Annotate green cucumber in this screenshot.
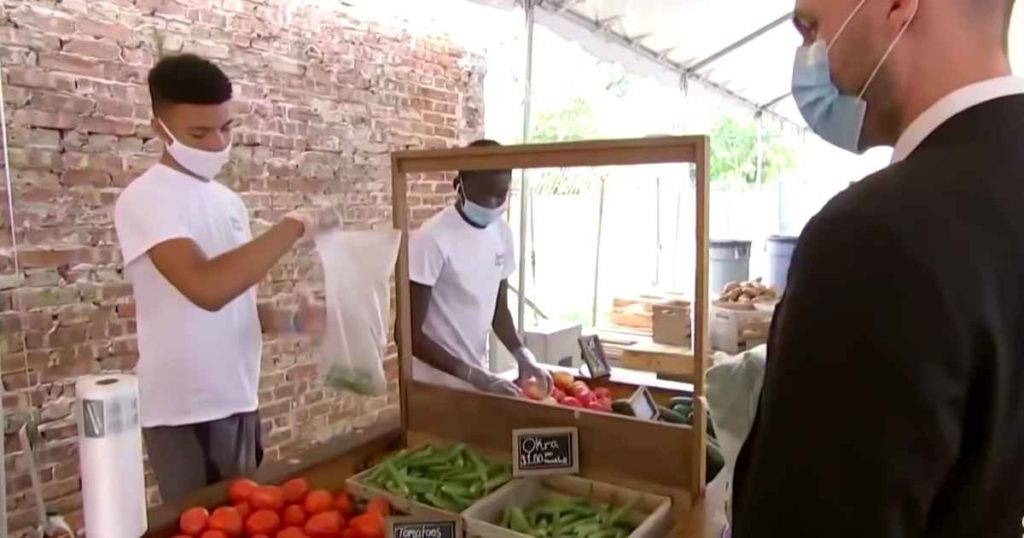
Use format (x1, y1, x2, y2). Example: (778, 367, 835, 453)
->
(668, 396, 693, 408)
(610, 399, 635, 416)
(657, 405, 687, 424)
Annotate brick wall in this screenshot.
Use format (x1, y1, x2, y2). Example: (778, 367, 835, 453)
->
(0, 0, 482, 534)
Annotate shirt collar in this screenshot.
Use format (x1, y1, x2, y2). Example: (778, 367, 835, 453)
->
(891, 76, 1024, 163)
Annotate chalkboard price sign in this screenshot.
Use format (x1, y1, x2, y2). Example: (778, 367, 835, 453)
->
(578, 335, 611, 380)
(387, 517, 461, 538)
(512, 427, 580, 477)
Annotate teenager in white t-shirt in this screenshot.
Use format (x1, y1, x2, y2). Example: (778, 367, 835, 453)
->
(408, 140, 552, 396)
(113, 54, 336, 503)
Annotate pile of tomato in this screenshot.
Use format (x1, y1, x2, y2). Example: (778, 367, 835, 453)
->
(173, 477, 387, 538)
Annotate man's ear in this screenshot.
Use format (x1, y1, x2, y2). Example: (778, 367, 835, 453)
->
(888, 0, 918, 36)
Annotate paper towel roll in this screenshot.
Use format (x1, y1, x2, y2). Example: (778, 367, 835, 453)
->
(76, 374, 147, 538)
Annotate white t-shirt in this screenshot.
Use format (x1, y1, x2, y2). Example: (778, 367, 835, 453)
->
(408, 206, 516, 389)
(114, 164, 261, 427)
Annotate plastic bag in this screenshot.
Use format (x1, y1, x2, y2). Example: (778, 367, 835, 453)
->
(314, 229, 401, 395)
(705, 344, 767, 523)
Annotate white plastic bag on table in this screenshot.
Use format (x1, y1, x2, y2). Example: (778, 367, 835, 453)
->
(314, 229, 401, 395)
(705, 344, 767, 524)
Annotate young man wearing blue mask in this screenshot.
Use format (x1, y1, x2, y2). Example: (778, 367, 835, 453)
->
(114, 54, 336, 502)
(733, 0, 1024, 536)
(408, 140, 552, 397)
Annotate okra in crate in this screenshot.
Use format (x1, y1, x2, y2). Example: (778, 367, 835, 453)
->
(347, 443, 513, 520)
(463, 475, 672, 538)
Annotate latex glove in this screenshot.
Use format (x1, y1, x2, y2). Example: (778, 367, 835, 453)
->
(284, 206, 340, 242)
(514, 347, 553, 395)
(466, 367, 522, 397)
(295, 293, 327, 344)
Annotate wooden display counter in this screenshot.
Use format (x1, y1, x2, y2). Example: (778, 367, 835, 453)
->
(146, 137, 714, 538)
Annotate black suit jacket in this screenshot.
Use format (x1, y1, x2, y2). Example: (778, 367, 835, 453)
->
(733, 94, 1024, 538)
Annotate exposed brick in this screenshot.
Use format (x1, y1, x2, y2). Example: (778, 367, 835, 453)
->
(38, 53, 105, 79)
(0, 27, 61, 50)
(17, 247, 81, 268)
(9, 7, 76, 35)
(5, 67, 76, 92)
(80, 117, 136, 136)
(8, 148, 62, 170)
(0, 3, 483, 535)
(63, 169, 112, 187)
(75, 19, 133, 42)
(62, 39, 122, 61)
(31, 91, 96, 115)
(12, 109, 78, 130)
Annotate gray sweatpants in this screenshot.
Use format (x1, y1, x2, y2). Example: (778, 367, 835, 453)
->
(142, 411, 263, 504)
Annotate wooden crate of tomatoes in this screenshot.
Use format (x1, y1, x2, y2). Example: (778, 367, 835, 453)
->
(173, 477, 389, 538)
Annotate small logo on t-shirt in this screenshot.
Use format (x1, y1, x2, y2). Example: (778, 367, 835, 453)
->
(495, 253, 504, 267)
(229, 214, 244, 232)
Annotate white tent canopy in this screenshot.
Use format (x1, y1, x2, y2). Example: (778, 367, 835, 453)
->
(472, 0, 803, 126)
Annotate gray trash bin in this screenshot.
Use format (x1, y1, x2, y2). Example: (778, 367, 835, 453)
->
(710, 239, 751, 294)
(766, 235, 799, 293)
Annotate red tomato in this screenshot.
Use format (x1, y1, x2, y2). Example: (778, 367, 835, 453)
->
(208, 506, 243, 537)
(179, 507, 209, 536)
(250, 486, 286, 511)
(251, 535, 270, 538)
(571, 384, 593, 402)
(348, 513, 384, 538)
(366, 497, 390, 517)
(552, 371, 575, 392)
(598, 396, 613, 411)
(276, 528, 308, 538)
(593, 387, 611, 399)
(282, 505, 307, 527)
(551, 387, 567, 402)
(302, 490, 334, 515)
(304, 511, 343, 537)
(333, 492, 353, 516)
(200, 531, 228, 538)
(246, 509, 282, 535)
(227, 479, 258, 504)
(282, 478, 310, 504)
(560, 396, 582, 408)
(233, 502, 252, 521)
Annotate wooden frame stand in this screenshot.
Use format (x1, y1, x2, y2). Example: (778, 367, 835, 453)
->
(390, 137, 711, 513)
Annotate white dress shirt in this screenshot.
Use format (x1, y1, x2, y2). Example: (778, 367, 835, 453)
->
(892, 76, 1024, 163)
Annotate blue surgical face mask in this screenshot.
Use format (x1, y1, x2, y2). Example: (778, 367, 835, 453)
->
(458, 183, 505, 227)
(792, 0, 917, 153)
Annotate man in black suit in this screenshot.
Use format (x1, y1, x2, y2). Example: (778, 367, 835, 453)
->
(733, 0, 1024, 536)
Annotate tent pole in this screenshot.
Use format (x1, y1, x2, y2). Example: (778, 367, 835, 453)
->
(517, 0, 536, 334)
(756, 113, 764, 189)
(591, 176, 606, 327)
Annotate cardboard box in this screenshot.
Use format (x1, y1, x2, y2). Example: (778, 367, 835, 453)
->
(463, 475, 672, 538)
(709, 305, 772, 354)
(525, 322, 583, 367)
(651, 304, 692, 347)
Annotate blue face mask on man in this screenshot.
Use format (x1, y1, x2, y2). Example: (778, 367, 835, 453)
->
(457, 182, 505, 228)
(792, 0, 918, 153)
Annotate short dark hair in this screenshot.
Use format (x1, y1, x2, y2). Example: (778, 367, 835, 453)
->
(459, 139, 506, 180)
(148, 54, 232, 112)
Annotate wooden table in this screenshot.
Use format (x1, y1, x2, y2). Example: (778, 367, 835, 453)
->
(145, 418, 727, 537)
(621, 341, 696, 381)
